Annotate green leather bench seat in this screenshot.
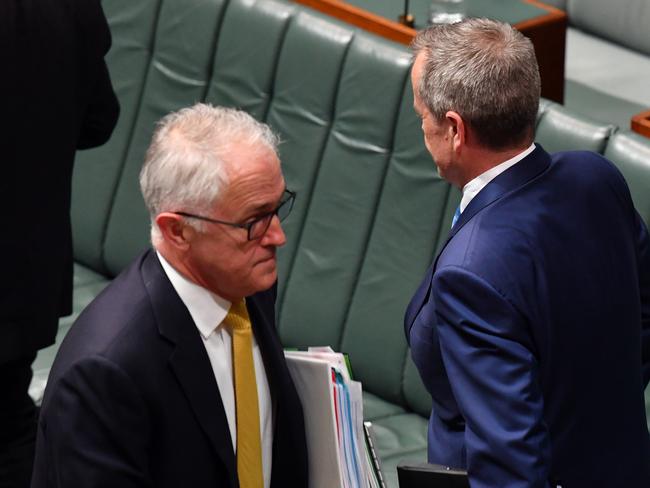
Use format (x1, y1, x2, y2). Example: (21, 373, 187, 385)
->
(30, 1, 650, 486)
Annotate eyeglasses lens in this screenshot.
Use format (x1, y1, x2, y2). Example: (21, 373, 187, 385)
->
(249, 192, 295, 240)
(277, 194, 294, 222)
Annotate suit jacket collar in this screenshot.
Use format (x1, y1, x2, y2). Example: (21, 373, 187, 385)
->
(405, 144, 551, 339)
(140, 250, 238, 487)
(139, 251, 302, 488)
(448, 144, 551, 240)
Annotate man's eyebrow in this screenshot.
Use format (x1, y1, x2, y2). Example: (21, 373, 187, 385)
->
(240, 202, 273, 219)
(243, 190, 286, 216)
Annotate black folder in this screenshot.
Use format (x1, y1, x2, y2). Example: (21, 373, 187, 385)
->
(397, 462, 469, 488)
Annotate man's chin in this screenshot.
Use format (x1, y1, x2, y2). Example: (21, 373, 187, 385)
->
(253, 267, 278, 291)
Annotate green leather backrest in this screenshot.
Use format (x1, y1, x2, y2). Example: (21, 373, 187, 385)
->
(535, 101, 615, 154)
(73, 0, 443, 411)
(70, 0, 650, 418)
(604, 131, 650, 226)
(569, 0, 650, 57)
(264, 10, 355, 308)
(103, 0, 230, 276)
(277, 33, 415, 348)
(71, 0, 162, 273)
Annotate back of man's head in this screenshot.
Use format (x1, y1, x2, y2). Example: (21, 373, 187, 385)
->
(412, 18, 540, 151)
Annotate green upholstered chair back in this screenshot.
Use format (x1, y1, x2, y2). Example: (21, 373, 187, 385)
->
(604, 131, 650, 226)
(568, 0, 650, 57)
(69, 0, 650, 420)
(535, 102, 650, 228)
(70, 0, 443, 414)
(71, 0, 163, 273)
(535, 101, 615, 154)
(102, 0, 232, 276)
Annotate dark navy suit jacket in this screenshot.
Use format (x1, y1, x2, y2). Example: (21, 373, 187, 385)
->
(405, 145, 650, 487)
(32, 250, 308, 488)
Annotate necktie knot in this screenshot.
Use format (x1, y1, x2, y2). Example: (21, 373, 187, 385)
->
(225, 299, 251, 331)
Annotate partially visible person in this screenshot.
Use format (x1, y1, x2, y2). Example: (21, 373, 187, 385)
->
(405, 18, 650, 487)
(0, 0, 119, 486)
(31, 104, 309, 488)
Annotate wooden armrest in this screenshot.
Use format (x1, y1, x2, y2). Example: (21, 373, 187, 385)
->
(631, 110, 650, 138)
(292, 0, 566, 102)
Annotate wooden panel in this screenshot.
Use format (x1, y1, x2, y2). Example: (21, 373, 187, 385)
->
(292, 0, 567, 103)
(293, 0, 415, 44)
(520, 1, 567, 103)
(632, 109, 650, 139)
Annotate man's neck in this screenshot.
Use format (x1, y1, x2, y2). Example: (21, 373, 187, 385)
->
(155, 244, 204, 290)
(456, 143, 532, 189)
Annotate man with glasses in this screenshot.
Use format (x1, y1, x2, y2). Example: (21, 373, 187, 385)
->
(32, 104, 308, 488)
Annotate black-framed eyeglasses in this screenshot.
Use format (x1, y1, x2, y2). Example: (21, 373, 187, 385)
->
(172, 189, 296, 241)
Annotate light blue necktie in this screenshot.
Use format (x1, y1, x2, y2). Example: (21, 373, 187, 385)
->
(451, 205, 461, 228)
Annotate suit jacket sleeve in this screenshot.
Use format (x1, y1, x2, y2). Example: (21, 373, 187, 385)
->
(636, 212, 650, 386)
(432, 265, 551, 488)
(34, 356, 152, 488)
(75, 0, 119, 149)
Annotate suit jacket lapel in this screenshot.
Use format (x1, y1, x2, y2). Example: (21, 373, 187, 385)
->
(447, 144, 551, 241)
(140, 250, 238, 488)
(247, 286, 309, 487)
(405, 145, 552, 335)
(246, 289, 288, 480)
(246, 290, 280, 409)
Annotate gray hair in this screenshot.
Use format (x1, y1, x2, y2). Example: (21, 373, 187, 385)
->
(411, 18, 540, 150)
(139, 103, 279, 244)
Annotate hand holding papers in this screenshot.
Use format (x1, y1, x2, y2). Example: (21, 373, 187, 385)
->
(285, 348, 385, 488)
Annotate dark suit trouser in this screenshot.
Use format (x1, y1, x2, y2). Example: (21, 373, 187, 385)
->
(0, 352, 37, 488)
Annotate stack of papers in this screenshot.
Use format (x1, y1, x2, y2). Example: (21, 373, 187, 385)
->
(285, 347, 385, 488)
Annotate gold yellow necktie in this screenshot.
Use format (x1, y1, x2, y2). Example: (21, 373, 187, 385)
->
(224, 299, 263, 488)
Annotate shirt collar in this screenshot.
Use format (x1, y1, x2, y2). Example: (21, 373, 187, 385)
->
(460, 143, 536, 212)
(156, 251, 231, 339)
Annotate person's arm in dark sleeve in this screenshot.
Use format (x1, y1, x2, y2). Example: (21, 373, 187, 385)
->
(432, 265, 551, 488)
(33, 356, 152, 487)
(77, 60, 119, 149)
(75, 0, 119, 149)
(635, 212, 650, 386)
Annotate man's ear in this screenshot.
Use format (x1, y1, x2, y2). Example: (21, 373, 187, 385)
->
(155, 212, 193, 251)
(445, 111, 465, 153)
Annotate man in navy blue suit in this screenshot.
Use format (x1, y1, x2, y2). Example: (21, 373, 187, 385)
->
(32, 105, 308, 488)
(405, 18, 650, 487)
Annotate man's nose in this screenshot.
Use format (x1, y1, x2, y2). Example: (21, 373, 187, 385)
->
(262, 214, 286, 247)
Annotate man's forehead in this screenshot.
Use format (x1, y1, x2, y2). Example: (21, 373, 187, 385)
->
(219, 154, 283, 207)
(411, 66, 425, 114)
(223, 142, 278, 171)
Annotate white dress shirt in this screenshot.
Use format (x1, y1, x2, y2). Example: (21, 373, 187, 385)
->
(157, 252, 273, 488)
(460, 143, 536, 213)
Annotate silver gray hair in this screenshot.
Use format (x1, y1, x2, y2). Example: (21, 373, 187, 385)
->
(411, 18, 540, 150)
(139, 103, 279, 244)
